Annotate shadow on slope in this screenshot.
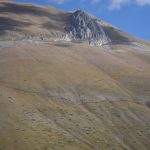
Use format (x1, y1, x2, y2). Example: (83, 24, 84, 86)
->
(102, 26, 131, 44)
(0, 2, 69, 22)
(0, 16, 31, 35)
(54, 43, 71, 47)
(43, 22, 65, 32)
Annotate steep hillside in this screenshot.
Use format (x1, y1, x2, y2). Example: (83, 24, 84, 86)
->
(0, 2, 150, 150)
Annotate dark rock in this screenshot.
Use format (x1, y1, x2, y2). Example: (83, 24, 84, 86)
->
(65, 10, 110, 46)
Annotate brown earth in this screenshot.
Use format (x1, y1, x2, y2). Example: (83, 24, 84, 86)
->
(0, 2, 150, 150)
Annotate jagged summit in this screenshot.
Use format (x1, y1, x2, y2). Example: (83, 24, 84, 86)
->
(65, 9, 110, 46)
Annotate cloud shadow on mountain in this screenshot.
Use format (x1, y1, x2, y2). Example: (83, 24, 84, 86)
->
(0, 16, 31, 35)
(102, 26, 131, 44)
(0, 3, 68, 22)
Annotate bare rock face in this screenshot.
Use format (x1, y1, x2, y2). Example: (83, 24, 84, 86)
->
(65, 10, 110, 46)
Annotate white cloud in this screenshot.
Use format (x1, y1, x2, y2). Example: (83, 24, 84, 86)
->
(48, 0, 70, 4)
(91, 0, 100, 4)
(108, 0, 130, 10)
(109, 0, 150, 10)
(136, 0, 150, 6)
(1, 0, 150, 10)
(48, 0, 102, 5)
(47, 0, 150, 8)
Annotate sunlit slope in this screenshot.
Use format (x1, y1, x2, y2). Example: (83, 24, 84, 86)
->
(0, 41, 150, 150)
(0, 2, 150, 150)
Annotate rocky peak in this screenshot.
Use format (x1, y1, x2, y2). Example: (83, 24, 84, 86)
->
(65, 10, 110, 46)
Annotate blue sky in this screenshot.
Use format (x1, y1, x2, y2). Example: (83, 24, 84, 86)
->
(15, 0, 150, 40)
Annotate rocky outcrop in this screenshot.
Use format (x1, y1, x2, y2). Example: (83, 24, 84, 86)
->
(65, 10, 110, 46)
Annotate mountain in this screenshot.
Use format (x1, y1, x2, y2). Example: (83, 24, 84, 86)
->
(65, 9, 110, 46)
(0, 2, 150, 150)
(0, 2, 149, 46)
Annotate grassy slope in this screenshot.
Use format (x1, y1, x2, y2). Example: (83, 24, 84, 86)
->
(0, 41, 150, 150)
(0, 2, 69, 41)
(0, 2, 150, 150)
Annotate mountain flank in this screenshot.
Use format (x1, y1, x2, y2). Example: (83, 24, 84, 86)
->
(0, 2, 150, 150)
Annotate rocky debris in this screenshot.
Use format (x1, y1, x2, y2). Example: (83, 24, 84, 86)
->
(65, 10, 110, 46)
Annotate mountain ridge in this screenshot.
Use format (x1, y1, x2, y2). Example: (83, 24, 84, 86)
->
(0, 2, 149, 48)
